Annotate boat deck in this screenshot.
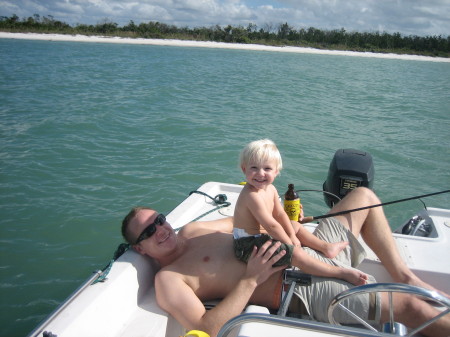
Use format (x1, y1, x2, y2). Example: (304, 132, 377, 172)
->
(28, 182, 450, 337)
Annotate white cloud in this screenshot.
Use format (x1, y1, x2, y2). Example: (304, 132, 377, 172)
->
(1, 0, 449, 36)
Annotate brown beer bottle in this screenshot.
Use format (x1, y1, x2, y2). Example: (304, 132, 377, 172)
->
(284, 184, 300, 221)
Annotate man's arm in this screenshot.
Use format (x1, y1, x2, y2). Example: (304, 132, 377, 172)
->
(155, 241, 286, 337)
(180, 216, 234, 238)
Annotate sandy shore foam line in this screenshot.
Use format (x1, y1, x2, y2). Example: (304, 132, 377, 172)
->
(1, 32, 449, 62)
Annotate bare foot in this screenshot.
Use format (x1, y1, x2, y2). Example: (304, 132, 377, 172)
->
(342, 268, 369, 286)
(323, 241, 349, 259)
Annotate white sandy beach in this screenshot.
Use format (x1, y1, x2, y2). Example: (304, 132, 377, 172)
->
(1, 31, 449, 63)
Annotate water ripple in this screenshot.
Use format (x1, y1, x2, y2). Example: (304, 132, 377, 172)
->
(1, 39, 449, 337)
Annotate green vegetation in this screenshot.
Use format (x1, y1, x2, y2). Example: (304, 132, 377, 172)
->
(1, 14, 449, 57)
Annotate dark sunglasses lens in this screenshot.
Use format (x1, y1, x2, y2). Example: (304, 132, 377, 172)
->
(147, 225, 157, 236)
(136, 214, 165, 244)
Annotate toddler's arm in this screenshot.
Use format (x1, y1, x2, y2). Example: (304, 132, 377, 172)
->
(246, 191, 294, 244)
(272, 191, 300, 246)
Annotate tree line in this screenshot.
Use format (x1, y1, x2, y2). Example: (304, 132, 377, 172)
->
(1, 14, 449, 57)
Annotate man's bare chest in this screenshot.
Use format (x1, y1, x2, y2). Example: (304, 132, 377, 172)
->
(176, 241, 245, 297)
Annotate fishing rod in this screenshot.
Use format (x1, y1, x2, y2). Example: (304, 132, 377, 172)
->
(300, 189, 450, 224)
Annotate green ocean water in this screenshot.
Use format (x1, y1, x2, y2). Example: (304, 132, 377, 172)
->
(0, 38, 449, 336)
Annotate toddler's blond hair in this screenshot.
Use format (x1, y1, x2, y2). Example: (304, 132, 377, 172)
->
(239, 139, 283, 172)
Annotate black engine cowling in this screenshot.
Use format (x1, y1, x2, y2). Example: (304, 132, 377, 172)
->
(323, 149, 374, 208)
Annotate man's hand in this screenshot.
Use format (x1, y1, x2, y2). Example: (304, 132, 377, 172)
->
(244, 240, 287, 286)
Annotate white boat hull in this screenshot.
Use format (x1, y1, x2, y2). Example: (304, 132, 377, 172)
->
(28, 182, 450, 337)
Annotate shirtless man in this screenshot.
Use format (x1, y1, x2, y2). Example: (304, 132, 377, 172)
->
(122, 187, 450, 337)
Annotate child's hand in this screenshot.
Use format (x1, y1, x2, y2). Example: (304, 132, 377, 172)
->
(291, 236, 301, 247)
(298, 205, 304, 222)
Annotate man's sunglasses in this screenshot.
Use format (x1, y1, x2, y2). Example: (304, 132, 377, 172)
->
(135, 213, 166, 244)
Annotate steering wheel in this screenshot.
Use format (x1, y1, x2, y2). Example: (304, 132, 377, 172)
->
(327, 283, 450, 336)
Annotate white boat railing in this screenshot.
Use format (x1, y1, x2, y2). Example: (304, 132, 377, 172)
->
(328, 282, 450, 336)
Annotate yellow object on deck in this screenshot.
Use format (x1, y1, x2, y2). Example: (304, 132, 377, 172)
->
(184, 330, 210, 337)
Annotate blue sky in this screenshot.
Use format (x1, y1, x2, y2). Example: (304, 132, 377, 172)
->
(2, 0, 449, 37)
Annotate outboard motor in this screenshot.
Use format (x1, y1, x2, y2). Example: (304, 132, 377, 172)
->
(323, 149, 374, 208)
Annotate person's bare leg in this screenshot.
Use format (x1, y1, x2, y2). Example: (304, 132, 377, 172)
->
(293, 221, 349, 258)
(291, 246, 368, 286)
(379, 292, 450, 337)
(332, 187, 446, 295)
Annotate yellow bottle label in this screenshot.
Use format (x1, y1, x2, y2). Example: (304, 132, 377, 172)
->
(284, 199, 300, 221)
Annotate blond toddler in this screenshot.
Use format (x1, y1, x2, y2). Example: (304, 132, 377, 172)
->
(233, 139, 368, 286)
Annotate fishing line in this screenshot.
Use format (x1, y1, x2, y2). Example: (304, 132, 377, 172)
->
(301, 189, 450, 223)
(296, 189, 342, 203)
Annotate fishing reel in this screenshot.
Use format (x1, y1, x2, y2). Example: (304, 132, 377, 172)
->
(400, 215, 433, 237)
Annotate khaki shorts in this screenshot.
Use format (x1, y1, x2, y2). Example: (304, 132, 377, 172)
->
(292, 217, 381, 325)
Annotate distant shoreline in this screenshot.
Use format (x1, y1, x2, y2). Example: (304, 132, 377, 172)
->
(2, 32, 449, 63)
